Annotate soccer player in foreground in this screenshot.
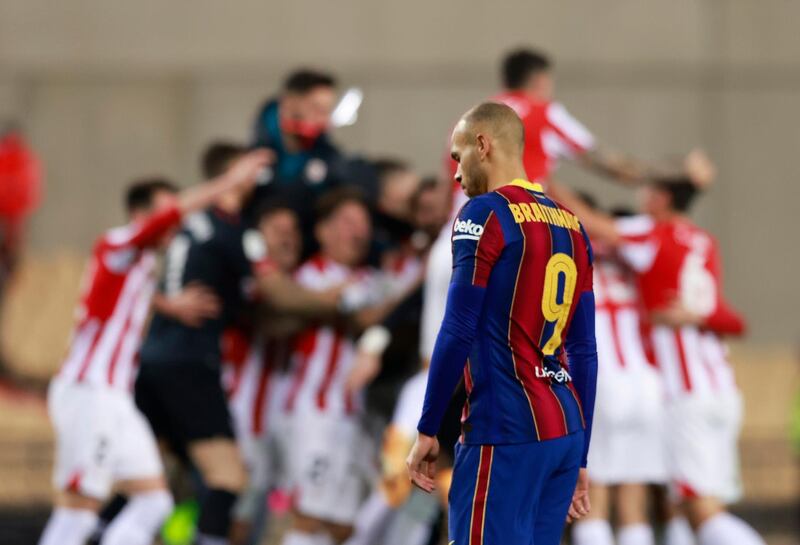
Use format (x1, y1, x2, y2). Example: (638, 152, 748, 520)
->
(406, 102, 598, 545)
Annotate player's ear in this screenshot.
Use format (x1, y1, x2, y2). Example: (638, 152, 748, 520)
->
(476, 133, 490, 161)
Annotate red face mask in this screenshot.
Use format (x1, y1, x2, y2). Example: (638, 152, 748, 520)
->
(280, 116, 327, 148)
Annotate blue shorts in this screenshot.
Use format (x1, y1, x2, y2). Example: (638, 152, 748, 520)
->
(448, 430, 583, 545)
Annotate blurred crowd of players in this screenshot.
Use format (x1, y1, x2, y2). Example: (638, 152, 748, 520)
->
(31, 47, 763, 545)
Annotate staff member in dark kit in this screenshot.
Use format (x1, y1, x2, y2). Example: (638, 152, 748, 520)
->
(251, 69, 375, 256)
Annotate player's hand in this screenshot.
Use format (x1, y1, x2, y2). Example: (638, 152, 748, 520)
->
(651, 299, 703, 328)
(162, 282, 221, 327)
(684, 148, 716, 189)
(406, 433, 440, 493)
(567, 468, 591, 522)
(225, 149, 275, 189)
(345, 350, 382, 394)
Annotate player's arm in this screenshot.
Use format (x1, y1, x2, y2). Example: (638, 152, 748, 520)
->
(151, 282, 221, 328)
(548, 180, 620, 245)
(544, 102, 647, 186)
(175, 149, 271, 215)
(121, 150, 272, 249)
(254, 266, 341, 318)
(565, 241, 598, 468)
(564, 232, 598, 521)
(408, 198, 503, 492)
(577, 148, 652, 186)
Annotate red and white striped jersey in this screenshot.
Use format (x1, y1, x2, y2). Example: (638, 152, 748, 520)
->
(57, 207, 181, 390)
(593, 256, 653, 374)
(615, 215, 743, 398)
(223, 327, 292, 438)
(493, 91, 595, 182)
(284, 255, 377, 417)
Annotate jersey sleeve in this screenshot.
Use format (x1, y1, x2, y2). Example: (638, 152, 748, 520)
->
(703, 238, 747, 336)
(417, 197, 503, 436)
(105, 205, 181, 250)
(545, 102, 596, 158)
(450, 197, 505, 287)
(99, 206, 182, 275)
(565, 290, 598, 467)
(614, 214, 658, 273)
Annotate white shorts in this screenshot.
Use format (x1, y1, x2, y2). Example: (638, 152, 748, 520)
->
(588, 365, 668, 485)
(48, 377, 163, 499)
(666, 392, 743, 503)
(287, 410, 371, 525)
(234, 413, 291, 493)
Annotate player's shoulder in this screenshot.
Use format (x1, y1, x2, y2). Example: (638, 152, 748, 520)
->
(454, 192, 499, 219)
(182, 210, 216, 243)
(96, 225, 140, 273)
(453, 193, 503, 232)
(102, 223, 137, 248)
(295, 254, 329, 286)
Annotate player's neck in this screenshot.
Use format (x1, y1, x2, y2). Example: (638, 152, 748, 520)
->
(487, 163, 528, 193)
(651, 208, 685, 222)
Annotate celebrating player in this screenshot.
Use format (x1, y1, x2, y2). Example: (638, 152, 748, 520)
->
(552, 175, 764, 545)
(281, 188, 411, 545)
(407, 102, 598, 545)
(39, 151, 271, 545)
(489, 48, 656, 185)
(223, 202, 304, 545)
(135, 144, 343, 545)
(571, 204, 667, 545)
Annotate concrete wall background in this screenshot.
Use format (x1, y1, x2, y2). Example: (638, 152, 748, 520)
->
(1, 0, 798, 342)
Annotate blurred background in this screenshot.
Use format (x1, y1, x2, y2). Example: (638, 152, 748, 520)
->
(0, 0, 798, 543)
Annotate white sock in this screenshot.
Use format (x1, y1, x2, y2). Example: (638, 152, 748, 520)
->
(345, 490, 394, 545)
(697, 512, 765, 545)
(664, 517, 695, 545)
(617, 523, 654, 545)
(572, 518, 615, 545)
(100, 489, 174, 545)
(38, 507, 99, 545)
(282, 529, 332, 545)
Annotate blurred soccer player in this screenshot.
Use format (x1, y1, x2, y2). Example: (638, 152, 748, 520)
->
(39, 157, 269, 545)
(407, 103, 598, 545)
(223, 202, 303, 545)
(136, 144, 339, 545)
(344, 178, 453, 545)
(571, 205, 667, 545)
(487, 48, 655, 185)
(282, 189, 408, 545)
(553, 177, 765, 545)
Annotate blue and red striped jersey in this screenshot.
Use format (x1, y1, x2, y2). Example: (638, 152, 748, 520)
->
(418, 179, 597, 447)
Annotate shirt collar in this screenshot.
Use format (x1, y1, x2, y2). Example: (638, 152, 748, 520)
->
(509, 178, 545, 193)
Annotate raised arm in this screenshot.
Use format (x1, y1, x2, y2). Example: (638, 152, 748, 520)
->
(578, 148, 652, 186)
(118, 150, 272, 250)
(548, 180, 620, 246)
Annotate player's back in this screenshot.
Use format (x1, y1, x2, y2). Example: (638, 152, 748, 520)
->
(140, 209, 263, 368)
(616, 215, 741, 398)
(454, 179, 593, 445)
